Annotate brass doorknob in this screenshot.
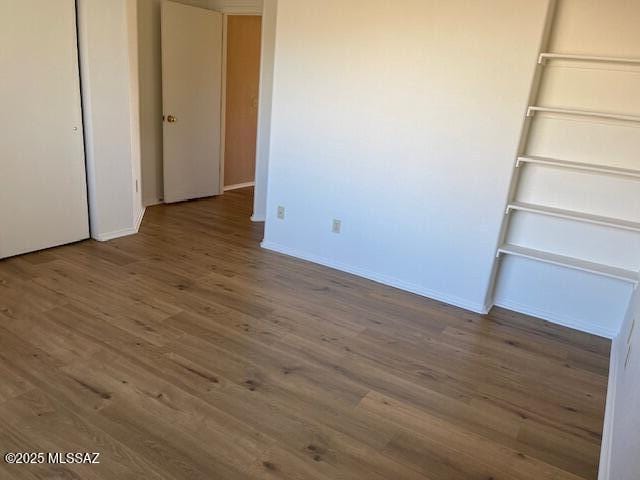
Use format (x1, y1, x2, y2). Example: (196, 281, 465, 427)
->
(167, 115, 177, 123)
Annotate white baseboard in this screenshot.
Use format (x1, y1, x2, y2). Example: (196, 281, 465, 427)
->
(251, 213, 266, 222)
(94, 207, 146, 242)
(135, 206, 146, 231)
(94, 227, 138, 242)
(598, 337, 619, 480)
(260, 241, 489, 314)
(224, 181, 255, 192)
(144, 199, 163, 207)
(494, 298, 616, 339)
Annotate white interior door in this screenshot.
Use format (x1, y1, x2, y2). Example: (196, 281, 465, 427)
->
(161, 1, 223, 203)
(0, 0, 89, 259)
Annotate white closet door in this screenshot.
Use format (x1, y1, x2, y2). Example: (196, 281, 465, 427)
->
(161, 1, 223, 203)
(0, 0, 89, 259)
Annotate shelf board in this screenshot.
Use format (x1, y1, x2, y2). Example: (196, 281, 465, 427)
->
(497, 244, 638, 284)
(516, 155, 640, 179)
(538, 53, 640, 66)
(507, 201, 640, 233)
(527, 106, 640, 123)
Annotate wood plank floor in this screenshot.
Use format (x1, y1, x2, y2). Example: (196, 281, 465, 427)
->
(0, 188, 610, 480)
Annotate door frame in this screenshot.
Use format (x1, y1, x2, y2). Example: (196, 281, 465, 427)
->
(219, 12, 263, 195)
(157, 5, 265, 206)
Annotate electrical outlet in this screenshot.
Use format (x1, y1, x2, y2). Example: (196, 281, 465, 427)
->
(332, 219, 341, 234)
(277, 206, 285, 220)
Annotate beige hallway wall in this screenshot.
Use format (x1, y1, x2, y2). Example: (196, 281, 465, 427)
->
(224, 15, 262, 188)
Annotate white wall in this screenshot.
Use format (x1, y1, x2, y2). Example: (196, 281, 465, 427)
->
(138, 0, 263, 206)
(78, 0, 143, 241)
(600, 288, 640, 480)
(494, 0, 640, 338)
(252, 0, 277, 222)
(262, 0, 551, 313)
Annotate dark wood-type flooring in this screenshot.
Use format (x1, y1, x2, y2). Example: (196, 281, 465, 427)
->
(0, 188, 610, 479)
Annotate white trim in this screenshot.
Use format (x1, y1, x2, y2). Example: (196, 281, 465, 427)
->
(251, 213, 265, 222)
(219, 14, 229, 194)
(494, 298, 616, 339)
(252, 0, 276, 239)
(483, 0, 559, 309)
(261, 241, 490, 315)
(220, 9, 262, 15)
(224, 181, 255, 191)
(77, 0, 98, 237)
(598, 340, 618, 480)
(94, 207, 145, 242)
(135, 206, 146, 231)
(126, 0, 143, 238)
(94, 227, 138, 242)
(539, 52, 640, 66)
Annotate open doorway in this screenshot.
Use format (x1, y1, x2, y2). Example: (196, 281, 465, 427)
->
(161, 3, 262, 204)
(138, 0, 264, 213)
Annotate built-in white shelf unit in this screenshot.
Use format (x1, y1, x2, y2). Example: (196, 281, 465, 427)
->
(490, 47, 640, 295)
